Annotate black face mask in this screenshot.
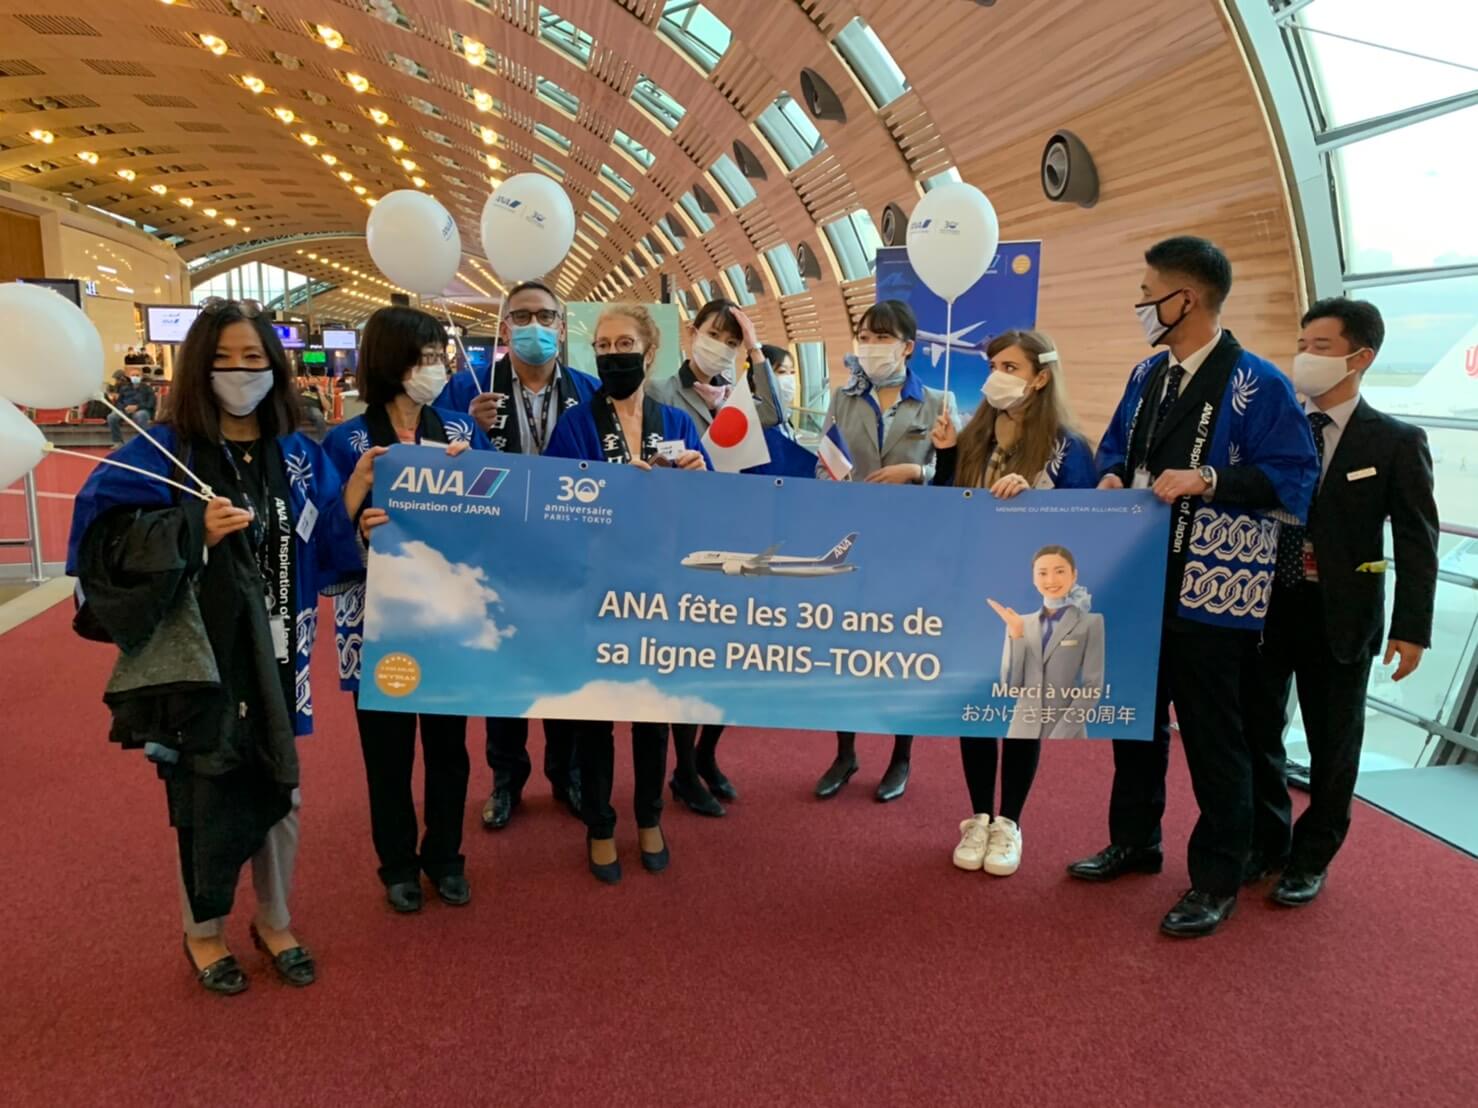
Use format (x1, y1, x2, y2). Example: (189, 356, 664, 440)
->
(596, 352, 646, 400)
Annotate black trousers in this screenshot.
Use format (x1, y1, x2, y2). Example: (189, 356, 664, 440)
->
(485, 716, 577, 796)
(354, 704, 470, 886)
(836, 732, 913, 761)
(671, 723, 726, 780)
(960, 738, 1041, 823)
(1106, 623, 1261, 896)
(577, 721, 668, 840)
(1246, 582, 1373, 874)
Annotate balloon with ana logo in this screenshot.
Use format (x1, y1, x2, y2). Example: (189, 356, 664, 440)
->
(0, 282, 105, 408)
(0, 397, 46, 487)
(905, 182, 1000, 303)
(366, 189, 463, 295)
(480, 173, 576, 283)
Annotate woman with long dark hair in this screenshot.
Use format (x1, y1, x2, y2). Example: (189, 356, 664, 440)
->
(323, 306, 490, 915)
(67, 298, 362, 995)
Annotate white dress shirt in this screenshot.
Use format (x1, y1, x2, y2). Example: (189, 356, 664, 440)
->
(512, 368, 559, 455)
(1306, 393, 1359, 485)
(1162, 328, 1223, 399)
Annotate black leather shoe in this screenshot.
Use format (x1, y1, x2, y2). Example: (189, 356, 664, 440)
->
(640, 829, 670, 874)
(875, 759, 911, 802)
(1271, 869, 1325, 907)
(481, 788, 517, 830)
(1066, 844, 1164, 882)
(1160, 889, 1237, 937)
(815, 755, 859, 799)
(249, 923, 316, 987)
(697, 759, 737, 802)
(435, 874, 471, 906)
(386, 880, 424, 913)
(183, 936, 248, 996)
(1243, 851, 1289, 885)
(587, 839, 622, 885)
(670, 774, 725, 817)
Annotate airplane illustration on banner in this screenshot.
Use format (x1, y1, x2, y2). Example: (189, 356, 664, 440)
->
(918, 321, 990, 367)
(681, 533, 859, 577)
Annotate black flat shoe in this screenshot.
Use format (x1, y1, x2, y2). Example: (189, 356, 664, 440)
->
(435, 874, 471, 906)
(1066, 844, 1164, 882)
(697, 760, 737, 802)
(669, 774, 725, 817)
(1159, 889, 1237, 938)
(874, 759, 910, 803)
(1271, 869, 1325, 907)
(386, 880, 424, 913)
(640, 829, 670, 874)
(815, 756, 859, 799)
(588, 840, 622, 885)
(481, 788, 517, 830)
(183, 936, 248, 996)
(249, 923, 316, 987)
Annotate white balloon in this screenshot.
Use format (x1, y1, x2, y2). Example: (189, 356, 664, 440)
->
(905, 182, 1001, 302)
(0, 399, 46, 488)
(480, 174, 576, 283)
(366, 190, 462, 295)
(0, 282, 105, 408)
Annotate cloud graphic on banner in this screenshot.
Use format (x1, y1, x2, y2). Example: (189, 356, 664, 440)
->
(525, 680, 723, 725)
(366, 540, 515, 651)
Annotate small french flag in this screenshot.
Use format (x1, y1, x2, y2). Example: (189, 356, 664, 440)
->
(817, 420, 853, 481)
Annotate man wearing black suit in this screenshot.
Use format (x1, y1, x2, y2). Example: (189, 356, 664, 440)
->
(1246, 297, 1439, 906)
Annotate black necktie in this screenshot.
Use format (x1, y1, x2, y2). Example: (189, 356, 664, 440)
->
(1274, 411, 1334, 587)
(1153, 364, 1186, 440)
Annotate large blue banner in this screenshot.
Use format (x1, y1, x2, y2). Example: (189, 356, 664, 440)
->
(875, 241, 1042, 416)
(358, 447, 1169, 739)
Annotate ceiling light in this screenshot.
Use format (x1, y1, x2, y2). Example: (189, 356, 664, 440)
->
(241, 75, 265, 94)
(179, 197, 194, 208)
(386, 136, 405, 152)
(400, 158, 417, 172)
(317, 25, 344, 50)
(473, 89, 493, 113)
(338, 170, 353, 181)
(150, 184, 168, 195)
(274, 107, 296, 125)
(203, 207, 218, 217)
(485, 154, 500, 171)
(296, 249, 304, 254)
(300, 133, 319, 146)
(199, 34, 228, 56)
(369, 108, 390, 126)
(463, 38, 487, 66)
(412, 176, 427, 188)
(223, 217, 238, 227)
(241, 226, 251, 232)
(308, 253, 318, 260)
(117, 168, 136, 181)
(346, 73, 369, 94)
(29, 129, 55, 144)
(365, 197, 377, 207)
(78, 151, 99, 165)
(353, 185, 367, 195)
(321, 153, 338, 166)
(479, 127, 496, 146)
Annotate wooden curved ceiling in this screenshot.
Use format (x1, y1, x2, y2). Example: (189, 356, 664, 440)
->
(1, 0, 1303, 424)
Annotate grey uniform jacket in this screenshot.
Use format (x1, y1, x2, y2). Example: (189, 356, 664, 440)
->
(648, 358, 785, 432)
(821, 375, 951, 482)
(1000, 606, 1105, 740)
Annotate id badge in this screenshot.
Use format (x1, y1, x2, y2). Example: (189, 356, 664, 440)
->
(267, 597, 291, 662)
(1131, 467, 1152, 490)
(1301, 539, 1320, 583)
(656, 439, 686, 461)
(295, 499, 318, 543)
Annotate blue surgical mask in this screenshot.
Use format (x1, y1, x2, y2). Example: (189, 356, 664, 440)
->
(510, 323, 559, 365)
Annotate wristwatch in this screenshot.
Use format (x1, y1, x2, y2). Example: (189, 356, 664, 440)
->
(1198, 464, 1217, 499)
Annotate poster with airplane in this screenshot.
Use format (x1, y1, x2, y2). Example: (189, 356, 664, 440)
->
(874, 242, 1042, 415)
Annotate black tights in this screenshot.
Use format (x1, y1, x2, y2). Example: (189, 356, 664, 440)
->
(671, 724, 726, 782)
(960, 738, 1041, 823)
(836, 732, 912, 764)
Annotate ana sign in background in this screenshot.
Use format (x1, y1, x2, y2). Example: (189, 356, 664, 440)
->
(358, 447, 1169, 740)
(564, 301, 683, 383)
(875, 241, 1042, 415)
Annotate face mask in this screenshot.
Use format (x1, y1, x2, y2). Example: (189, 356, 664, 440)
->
(776, 375, 797, 405)
(211, 369, 275, 417)
(1292, 349, 1366, 397)
(1134, 289, 1189, 346)
(856, 343, 906, 387)
(983, 372, 1031, 411)
(596, 352, 646, 400)
(403, 361, 448, 406)
(510, 323, 559, 366)
(128, 375, 141, 385)
(691, 333, 738, 381)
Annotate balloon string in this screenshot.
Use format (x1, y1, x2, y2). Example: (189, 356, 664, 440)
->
(943, 298, 954, 399)
(95, 394, 213, 496)
(42, 444, 215, 502)
(438, 300, 474, 389)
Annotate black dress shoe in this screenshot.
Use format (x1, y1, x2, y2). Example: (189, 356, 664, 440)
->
(669, 774, 725, 817)
(815, 755, 859, 799)
(183, 936, 248, 996)
(1271, 869, 1325, 907)
(435, 874, 471, 906)
(1066, 844, 1164, 882)
(1160, 889, 1237, 938)
(1242, 852, 1290, 885)
(697, 759, 737, 802)
(588, 840, 622, 885)
(481, 788, 517, 831)
(249, 923, 316, 987)
(386, 880, 424, 913)
(875, 759, 910, 803)
(640, 829, 670, 874)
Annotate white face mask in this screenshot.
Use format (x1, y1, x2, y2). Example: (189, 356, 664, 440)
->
(211, 369, 275, 417)
(776, 374, 797, 405)
(983, 372, 1031, 411)
(691, 333, 738, 381)
(1292, 349, 1366, 398)
(403, 361, 448, 405)
(856, 343, 906, 386)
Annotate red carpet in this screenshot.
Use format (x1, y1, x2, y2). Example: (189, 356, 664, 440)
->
(1, 599, 1474, 1106)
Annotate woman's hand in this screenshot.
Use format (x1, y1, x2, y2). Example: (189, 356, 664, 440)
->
(445, 440, 471, 457)
(345, 445, 388, 519)
(730, 308, 761, 353)
(358, 507, 389, 543)
(675, 450, 706, 471)
(990, 473, 1030, 499)
(987, 598, 1026, 640)
(931, 411, 957, 450)
(205, 496, 253, 548)
(864, 463, 922, 485)
(629, 458, 653, 471)
(1097, 472, 1125, 490)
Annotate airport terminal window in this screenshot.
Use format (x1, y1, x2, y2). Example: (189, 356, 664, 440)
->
(658, 2, 732, 73)
(538, 8, 594, 66)
(724, 265, 755, 306)
(656, 220, 684, 254)
(533, 153, 565, 179)
(833, 17, 910, 108)
(822, 210, 884, 280)
(536, 77, 580, 117)
(678, 191, 714, 234)
(709, 154, 757, 208)
(765, 243, 806, 296)
(589, 191, 620, 220)
(632, 76, 687, 132)
(756, 93, 827, 171)
(796, 341, 828, 430)
(921, 167, 963, 191)
(581, 212, 608, 236)
(613, 128, 655, 171)
(600, 163, 635, 198)
(535, 123, 572, 152)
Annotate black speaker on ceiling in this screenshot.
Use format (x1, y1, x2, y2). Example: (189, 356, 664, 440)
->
(744, 265, 764, 295)
(733, 139, 767, 180)
(692, 184, 719, 215)
(1041, 130, 1099, 207)
(799, 68, 846, 123)
(795, 241, 822, 280)
(879, 202, 908, 247)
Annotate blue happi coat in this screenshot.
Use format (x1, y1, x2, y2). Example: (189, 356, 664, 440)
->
(544, 397, 711, 466)
(65, 427, 361, 735)
(1097, 344, 1317, 630)
(437, 363, 601, 442)
(321, 407, 489, 693)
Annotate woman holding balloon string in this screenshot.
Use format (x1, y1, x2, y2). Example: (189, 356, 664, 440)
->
(929, 329, 1098, 877)
(64, 298, 363, 995)
(544, 302, 710, 883)
(323, 306, 490, 915)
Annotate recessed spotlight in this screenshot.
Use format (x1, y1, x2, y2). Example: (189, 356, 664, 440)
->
(203, 207, 218, 217)
(463, 38, 487, 66)
(400, 158, 417, 172)
(412, 176, 427, 188)
(117, 168, 137, 181)
(241, 75, 265, 94)
(353, 185, 367, 196)
(386, 136, 405, 153)
(29, 129, 55, 144)
(346, 73, 369, 93)
(338, 170, 353, 182)
(179, 197, 194, 208)
(78, 151, 99, 165)
(480, 127, 496, 146)
(199, 34, 228, 56)
(274, 107, 296, 125)
(150, 184, 168, 195)
(322, 153, 338, 166)
(369, 108, 390, 126)
(473, 89, 493, 113)
(223, 217, 238, 227)
(300, 133, 319, 146)
(317, 25, 344, 50)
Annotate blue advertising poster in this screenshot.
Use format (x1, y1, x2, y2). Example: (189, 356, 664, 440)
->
(357, 447, 1169, 740)
(874, 242, 1042, 415)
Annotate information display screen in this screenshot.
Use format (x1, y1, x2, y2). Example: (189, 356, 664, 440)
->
(144, 305, 201, 343)
(273, 323, 306, 349)
(322, 329, 358, 350)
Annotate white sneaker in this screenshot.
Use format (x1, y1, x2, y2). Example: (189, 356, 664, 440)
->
(952, 814, 991, 871)
(983, 816, 1022, 876)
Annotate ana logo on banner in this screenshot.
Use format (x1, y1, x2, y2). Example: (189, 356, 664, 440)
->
(390, 464, 509, 498)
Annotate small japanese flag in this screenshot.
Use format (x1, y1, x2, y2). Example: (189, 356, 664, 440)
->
(702, 375, 771, 473)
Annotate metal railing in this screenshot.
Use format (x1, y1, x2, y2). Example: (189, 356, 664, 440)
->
(0, 472, 46, 584)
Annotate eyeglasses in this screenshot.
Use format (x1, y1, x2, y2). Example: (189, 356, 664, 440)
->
(507, 308, 561, 326)
(593, 337, 639, 354)
(199, 296, 264, 319)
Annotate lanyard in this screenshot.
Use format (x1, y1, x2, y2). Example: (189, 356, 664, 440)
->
(515, 376, 555, 455)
